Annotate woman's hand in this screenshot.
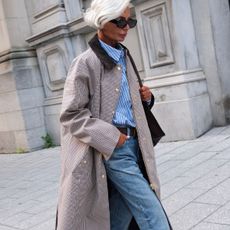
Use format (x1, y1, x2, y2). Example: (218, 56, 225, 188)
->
(140, 86, 152, 102)
(116, 133, 129, 147)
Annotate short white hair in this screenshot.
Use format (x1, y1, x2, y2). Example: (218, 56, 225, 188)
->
(84, 0, 130, 29)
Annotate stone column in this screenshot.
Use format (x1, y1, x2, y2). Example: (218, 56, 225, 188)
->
(0, 0, 46, 153)
(25, 0, 82, 144)
(63, 0, 82, 20)
(191, 0, 230, 124)
(133, 0, 213, 141)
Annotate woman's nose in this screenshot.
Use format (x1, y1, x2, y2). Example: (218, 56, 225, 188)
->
(123, 24, 130, 30)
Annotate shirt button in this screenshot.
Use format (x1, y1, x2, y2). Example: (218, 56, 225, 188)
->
(83, 160, 87, 164)
(115, 88, 119, 92)
(112, 111, 115, 115)
(117, 66, 121, 70)
(102, 174, 105, 179)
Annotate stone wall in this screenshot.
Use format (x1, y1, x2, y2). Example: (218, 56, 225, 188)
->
(0, 0, 46, 153)
(191, 0, 230, 125)
(0, 0, 229, 153)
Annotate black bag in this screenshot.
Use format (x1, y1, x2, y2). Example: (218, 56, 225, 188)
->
(127, 51, 165, 146)
(142, 100, 165, 146)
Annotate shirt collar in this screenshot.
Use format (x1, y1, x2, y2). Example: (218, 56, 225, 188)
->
(99, 39, 124, 63)
(88, 34, 130, 70)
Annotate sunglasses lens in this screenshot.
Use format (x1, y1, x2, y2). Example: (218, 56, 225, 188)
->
(117, 19, 128, 28)
(128, 18, 137, 28)
(110, 18, 137, 29)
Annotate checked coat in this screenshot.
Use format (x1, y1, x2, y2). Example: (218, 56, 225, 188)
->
(56, 34, 161, 230)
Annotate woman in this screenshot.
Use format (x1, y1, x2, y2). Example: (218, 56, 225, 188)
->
(56, 0, 171, 229)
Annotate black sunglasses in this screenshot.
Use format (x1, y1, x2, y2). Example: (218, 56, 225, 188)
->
(110, 17, 137, 29)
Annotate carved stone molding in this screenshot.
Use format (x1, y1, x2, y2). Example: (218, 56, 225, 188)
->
(136, 0, 175, 76)
(63, 0, 92, 21)
(33, 3, 65, 22)
(63, 0, 82, 20)
(29, 0, 67, 35)
(38, 44, 68, 96)
(45, 48, 66, 87)
(26, 17, 92, 47)
(0, 48, 36, 64)
(143, 3, 174, 67)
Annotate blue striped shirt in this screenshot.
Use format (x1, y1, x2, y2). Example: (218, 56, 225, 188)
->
(99, 40, 136, 127)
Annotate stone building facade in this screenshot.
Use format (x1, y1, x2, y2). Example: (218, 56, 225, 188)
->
(0, 0, 230, 153)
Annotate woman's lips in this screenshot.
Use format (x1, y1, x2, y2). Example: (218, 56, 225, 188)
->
(120, 34, 127, 39)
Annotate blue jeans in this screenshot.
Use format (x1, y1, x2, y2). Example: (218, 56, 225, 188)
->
(104, 137, 170, 230)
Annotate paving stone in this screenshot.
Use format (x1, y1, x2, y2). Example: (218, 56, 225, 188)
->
(211, 149, 230, 160)
(205, 137, 230, 152)
(156, 153, 177, 165)
(182, 159, 228, 181)
(0, 200, 40, 221)
(9, 207, 56, 229)
(0, 212, 34, 228)
(32, 189, 58, 203)
(166, 142, 208, 157)
(169, 202, 220, 230)
(159, 165, 189, 185)
(186, 170, 230, 191)
(205, 201, 230, 225)
(199, 126, 229, 139)
(172, 145, 214, 160)
(161, 176, 195, 199)
(29, 218, 56, 230)
(195, 179, 230, 205)
(157, 160, 184, 174)
(220, 126, 230, 135)
(160, 153, 227, 185)
(0, 126, 230, 230)
(0, 198, 19, 210)
(213, 161, 230, 177)
(192, 222, 230, 230)
(162, 187, 206, 216)
(155, 141, 188, 157)
(0, 225, 20, 230)
(13, 185, 59, 205)
(179, 151, 218, 168)
(25, 199, 57, 215)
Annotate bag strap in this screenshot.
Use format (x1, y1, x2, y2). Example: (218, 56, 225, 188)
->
(126, 50, 143, 88)
(127, 50, 155, 108)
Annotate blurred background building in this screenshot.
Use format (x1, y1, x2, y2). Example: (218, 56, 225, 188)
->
(0, 0, 230, 153)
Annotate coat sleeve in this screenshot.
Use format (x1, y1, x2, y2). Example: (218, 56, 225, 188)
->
(60, 56, 120, 160)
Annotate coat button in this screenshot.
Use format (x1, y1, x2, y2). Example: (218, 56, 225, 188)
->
(102, 174, 105, 179)
(150, 183, 155, 190)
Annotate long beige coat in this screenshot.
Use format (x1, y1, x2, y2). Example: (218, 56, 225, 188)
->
(56, 35, 161, 230)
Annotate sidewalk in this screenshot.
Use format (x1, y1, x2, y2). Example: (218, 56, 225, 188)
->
(0, 125, 230, 230)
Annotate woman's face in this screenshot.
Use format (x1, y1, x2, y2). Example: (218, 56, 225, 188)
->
(98, 7, 131, 46)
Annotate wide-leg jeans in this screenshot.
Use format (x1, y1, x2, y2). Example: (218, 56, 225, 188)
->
(104, 137, 170, 230)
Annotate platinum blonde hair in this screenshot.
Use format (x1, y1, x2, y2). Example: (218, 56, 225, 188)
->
(84, 0, 130, 29)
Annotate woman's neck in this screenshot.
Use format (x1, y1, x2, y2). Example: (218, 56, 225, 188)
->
(97, 31, 117, 47)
